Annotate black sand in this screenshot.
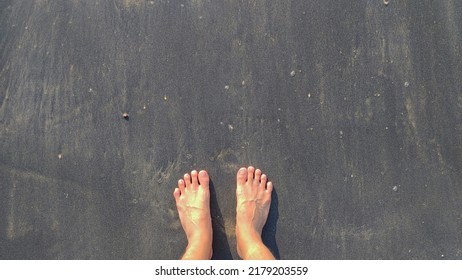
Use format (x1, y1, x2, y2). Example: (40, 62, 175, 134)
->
(0, 0, 461, 259)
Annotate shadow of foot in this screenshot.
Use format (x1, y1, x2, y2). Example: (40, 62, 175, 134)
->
(209, 179, 233, 259)
(262, 187, 280, 259)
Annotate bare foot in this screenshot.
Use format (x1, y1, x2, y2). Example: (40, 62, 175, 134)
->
(173, 170, 213, 259)
(236, 166, 275, 260)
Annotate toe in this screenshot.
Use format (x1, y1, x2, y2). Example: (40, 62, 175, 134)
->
(184, 173, 191, 189)
(255, 169, 261, 183)
(173, 188, 181, 201)
(260, 174, 267, 188)
(191, 170, 199, 190)
(247, 166, 255, 181)
(178, 179, 185, 193)
(198, 170, 209, 189)
(266, 181, 273, 192)
(237, 167, 247, 185)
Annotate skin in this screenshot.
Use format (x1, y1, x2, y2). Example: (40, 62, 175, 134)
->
(173, 167, 275, 260)
(173, 170, 213, 260)
(235, 166, 275, 260)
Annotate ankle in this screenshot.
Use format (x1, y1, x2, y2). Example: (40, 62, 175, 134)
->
(237, 227, 264, 254)
(187, 230, 212, 247)
(236, 224, 262, 239)
(183, 238, 213, 260)
(237, 237, 268, 259)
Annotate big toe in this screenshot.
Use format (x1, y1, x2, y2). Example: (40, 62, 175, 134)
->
(237, 167, 247, 186)
(198, 170, 209, 188)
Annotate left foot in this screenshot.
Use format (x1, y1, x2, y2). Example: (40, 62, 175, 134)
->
(173, 170, 213, 259)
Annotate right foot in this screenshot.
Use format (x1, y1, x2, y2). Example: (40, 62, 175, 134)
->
(236, 166, 274, 259)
